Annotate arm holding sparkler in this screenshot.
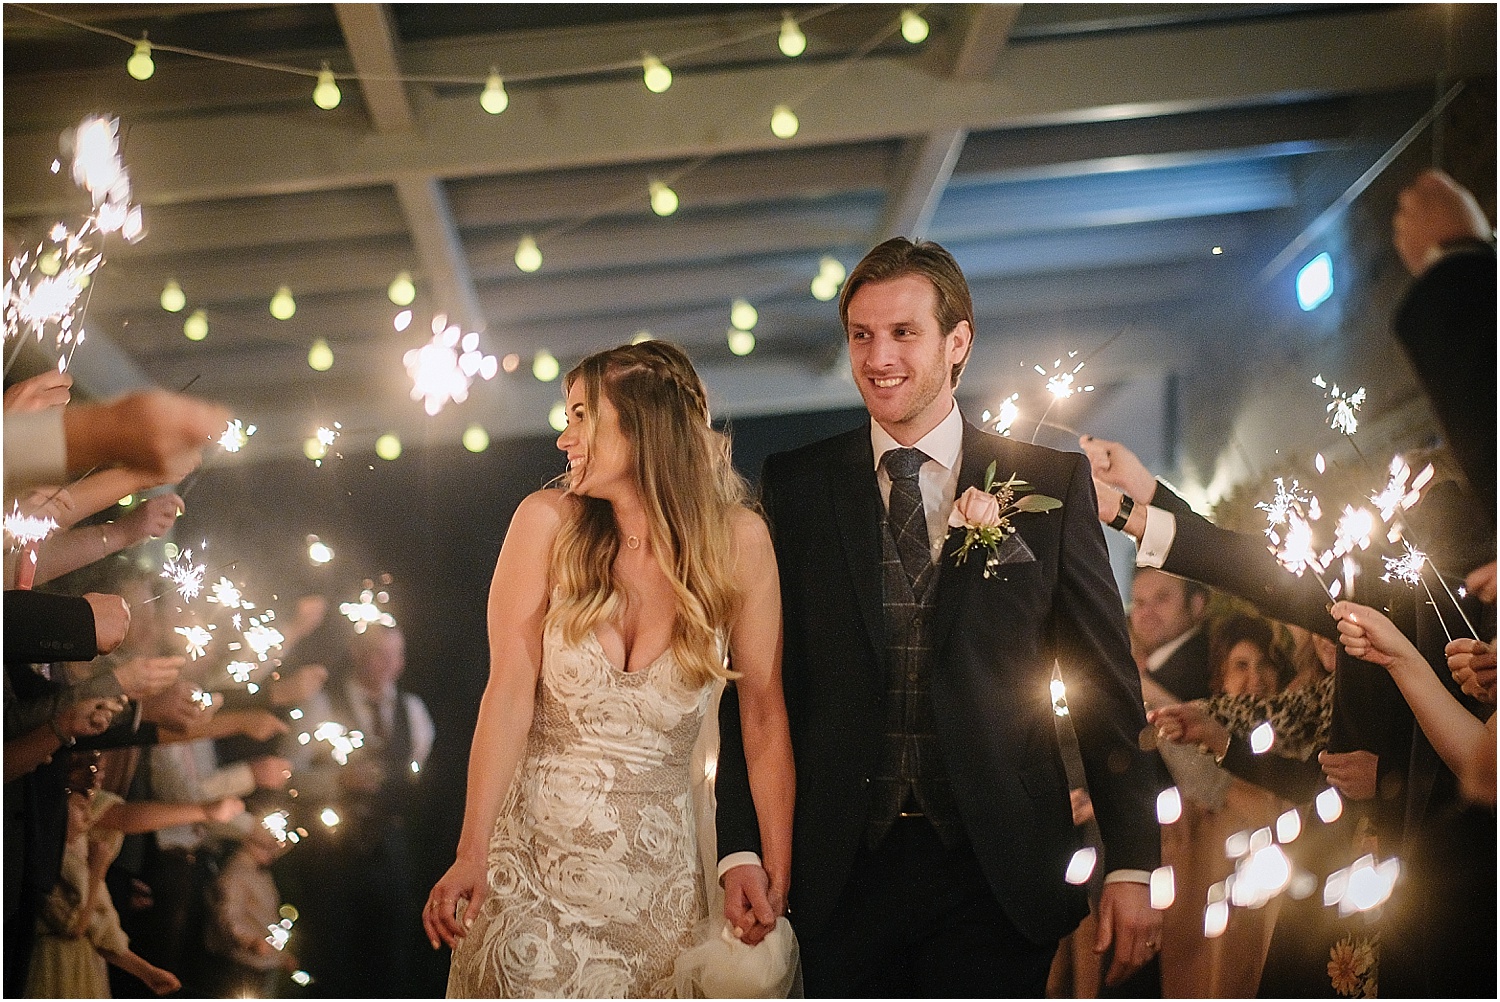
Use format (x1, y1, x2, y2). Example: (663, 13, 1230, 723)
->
(61, 389, 229, 485)
(1446, 638, 1497, 704)
(1332, 601, 1495, 807)
(424, 490, 561, 951)
(32, 492, 181, 586)
(3, 369, 73, 413)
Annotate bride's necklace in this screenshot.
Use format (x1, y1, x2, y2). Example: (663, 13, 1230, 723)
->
(624, 534, 642, 550)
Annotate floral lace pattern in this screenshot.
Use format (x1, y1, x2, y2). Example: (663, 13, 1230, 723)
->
(447, 627, 714, 998)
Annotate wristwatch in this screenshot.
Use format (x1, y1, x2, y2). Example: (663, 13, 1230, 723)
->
(1108, 494, 1135, 532)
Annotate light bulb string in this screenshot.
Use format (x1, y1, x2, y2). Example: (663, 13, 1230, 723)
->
(9, 2, 847, 88)
(781, 8, 908, 112)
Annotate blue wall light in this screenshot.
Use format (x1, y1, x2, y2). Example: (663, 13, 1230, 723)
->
(1296, 252, 1334, 311)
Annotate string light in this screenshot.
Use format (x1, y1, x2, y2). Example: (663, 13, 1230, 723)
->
(269, 285, 296, 320)
(160, 279, 185, 312)
(770, 104, 799, 139)
(515, 234, 542, 273)
(548, 401, 568, 432)
(387, 271, 415, 306)
(631, 331, 653, 344)
(730, 298, 758, 331)
(649, 180, 679, 217)
(462, 424, 490, 453)
(900, 9, 930, 44)
(480, 69, 508, 115)
(312, 63, 341, 110)
(183, 309, 208, 341)
(308, 338, 333, 371)
(375, 434, 402, 461)
(642, 53, 672, 93)
(811, 255, 845, 300)
(778, 14, 807, 57)
(126, 36, 154, 80)
(727, 329, 756, 356)
(532, 350, 560, 382)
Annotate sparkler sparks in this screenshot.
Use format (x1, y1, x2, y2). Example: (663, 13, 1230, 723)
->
(1382, 542, 1427, 585)
(161, 549, 206, 601)
(993, 394, 1020, 437)
(1370, 455, 1433, 523)
(1331, 506, 1375, 558)
(226, 661, 257, 685)
(403, 314, 499, 416)
(207, 576, 253, 610)
(242, 614, 285, 661)
(176, 624, 213, 660)
(339, 588, 396, 633)
(262, 810, 302, 845)
(311, 721, 365, 765)
(218, 419, 257, 453)
(1256, 478, 1315, 540)
(4, 503, 58, 546)
(1312, 374, 1365, 436)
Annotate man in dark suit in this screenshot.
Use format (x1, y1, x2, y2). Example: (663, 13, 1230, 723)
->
(715, 238, 1163, 997)
(1129, 568, 1212, 702)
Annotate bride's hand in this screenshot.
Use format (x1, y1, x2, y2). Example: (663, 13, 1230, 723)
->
(722, 863, 781, 946)
(424, 854, 487, 950)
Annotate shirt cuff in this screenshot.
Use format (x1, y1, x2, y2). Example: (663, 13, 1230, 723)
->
(717, 851, 763, 881)
(1104, 869, 1152, 885)
(1136, 507, 1176, 568)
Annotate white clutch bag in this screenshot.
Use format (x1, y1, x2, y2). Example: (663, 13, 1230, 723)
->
(672, 916, 800, 998)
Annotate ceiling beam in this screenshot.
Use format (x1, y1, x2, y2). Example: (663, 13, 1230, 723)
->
(333, 2, 484, 331)
(4, 6, 1484, 216)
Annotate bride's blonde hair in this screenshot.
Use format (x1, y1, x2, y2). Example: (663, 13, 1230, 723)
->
(546, 341, 749, 685)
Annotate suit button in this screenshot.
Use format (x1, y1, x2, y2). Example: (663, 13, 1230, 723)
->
(862, 777, 871, 786)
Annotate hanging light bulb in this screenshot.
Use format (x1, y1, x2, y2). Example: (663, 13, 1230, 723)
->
(160, 279, 186, 313)
(308, 338, 333, 372)
(532, 350, 560, 382)
(649, 180, 679, 217)
(515, 234, 542, 273)
(900, 9, 930, 44)
(548, 401, 568, 432)
(127, 37, 155, 81)
(642, 54, 672, 93)
(462, 424, 490, 453)
(183, 309, 208, 341)
(480, 69, 509, 115)
(632, 331, 653, 344)
(730, 298, 758, 331)
(810, 274, 838, 301)
(375, 434, 402, 461)
(819, 255, 847, 284)
(387, 271, 416, 306)
(778, 14, 808, 57)
(727, 329, 756, 356)
(269, 286, 296, 320)
(38, 249, 61, 276)
(313, 64, 342, 110)
(770, 104, 799, 139)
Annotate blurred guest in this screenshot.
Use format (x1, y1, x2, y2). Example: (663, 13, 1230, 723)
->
(1209, 613, 1283, 699)
(1131, 568, 1214, 702)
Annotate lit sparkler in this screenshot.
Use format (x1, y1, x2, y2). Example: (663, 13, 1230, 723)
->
(1330, 506, 1375, 558)
(190, 688, 213, 709)
(403, 313, 499, 416)
(1256, 478, 1315, 540)
(207, 576, 253, 610)
(161, 549, 207, 601)
(1382, 542, 1427, 586)
(991, 394, 1020, 437)
(226, 661, 257, 685)
(339, 588, 396, 633)
(1312, 374, 1365, 436)
(176, 624, 213, 660)
(218, 419, 257, 453)
(311, 720, 365, 765)
(261, 810, 302, 845)
(4, 503, 58, 547)
(242, 614, 285, 662)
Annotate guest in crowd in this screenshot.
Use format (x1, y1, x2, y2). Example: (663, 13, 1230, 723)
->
(1130, 568, 1214, 702)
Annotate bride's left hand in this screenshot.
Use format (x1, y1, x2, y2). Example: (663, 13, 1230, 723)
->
(425, 853, 487, 950)
(722, 863, 781, 946)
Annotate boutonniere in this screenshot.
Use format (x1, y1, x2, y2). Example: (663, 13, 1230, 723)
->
(948, 461, 1061, 577)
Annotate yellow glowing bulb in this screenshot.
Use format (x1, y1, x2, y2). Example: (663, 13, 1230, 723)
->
(308, 540, 334, 564)
(308, 338, 333, 372)
(270, 285, 296, 320)
(532, 350, 560, 382)
(304, 437, 328, 461)
(462, 424, 490, 453)
(515, 234, 542, 273)
(313, 65, 341, 110)
(548, 401, 568, 432)
(38, 250, 61, 276)
(779, 15, 807, 57)
(375, 434, 402, 461)
(632, 331, 653, 344)
(642, 54, 672, 93)
(900, 9, 930, 44)
(730, 298, 758, 331)
(387, 271, 415, 306)
(770, 104, 799, 139)
(160, 279, 186, 313)
(480, 70, 509, 115)
(727, 329, 756, 356)
(649, 180, 679, 217)
(183, 309, 208, 341)
(127, 38, 154, 81)
(819, 255, 846, 283)
(810, 274, 838, 301)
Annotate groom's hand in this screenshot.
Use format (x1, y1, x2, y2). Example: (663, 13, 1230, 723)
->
(1094, 880, 1162, 985)
(722, 863, 779, 946)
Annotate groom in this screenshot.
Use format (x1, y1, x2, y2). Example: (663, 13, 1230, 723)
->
(716, 237, 1163, 996)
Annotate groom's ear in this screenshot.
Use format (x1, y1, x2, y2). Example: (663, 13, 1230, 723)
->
(947, 320, 974, 385)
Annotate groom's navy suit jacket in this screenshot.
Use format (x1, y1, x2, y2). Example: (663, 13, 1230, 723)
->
(717, 420, 1162, 945)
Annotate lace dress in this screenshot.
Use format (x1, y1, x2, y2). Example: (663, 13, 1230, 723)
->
(447, 626, 716, 998)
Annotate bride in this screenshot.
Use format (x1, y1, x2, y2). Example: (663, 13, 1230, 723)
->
(424, 340, 795, 997)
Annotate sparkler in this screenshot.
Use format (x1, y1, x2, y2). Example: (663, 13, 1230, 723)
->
(339, 587, 396, 633)
(242, 613, 285, 662)
(207, 576, 253, 610)
(310, 721, 365, 765)
(176, 625, 213, 660)
(261, 810, 302, 845)
(4, 503, 58, 547)
(1312, 375, 1365, 437)
(218, 419, 257, 453)
(161, 549, 206, 601)
(1029, 353, 1094, 445)
(403, 313, 499, 415)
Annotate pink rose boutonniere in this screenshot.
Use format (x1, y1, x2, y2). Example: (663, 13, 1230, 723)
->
(948, 461, 1061, 577)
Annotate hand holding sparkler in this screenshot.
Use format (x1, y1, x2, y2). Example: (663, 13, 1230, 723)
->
(111, 655, 184, 701)
(82, 591, 130, 654)
(3, 369, 72, 413)
(1146, 703, 1230, 760)
(1315, 750, 1377, 802)
(1079, 435, 1159, 504)
(1465, 561, 1497, 605)
(62, 390, 229, 485)
(1392, 169, 1493, 277)
(1332, 601, 1422, 671)
(1446, 638, 1497, 705)
(116, 492, 183, 543)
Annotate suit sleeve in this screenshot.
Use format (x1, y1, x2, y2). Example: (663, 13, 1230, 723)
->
(1054, 455, 1165, 874)
(4, 590, 98, 664)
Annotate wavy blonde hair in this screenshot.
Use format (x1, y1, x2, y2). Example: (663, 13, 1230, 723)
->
(545, 341, 749, 685)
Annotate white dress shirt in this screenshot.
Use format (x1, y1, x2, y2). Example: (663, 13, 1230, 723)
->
(870, 400, 964, 559)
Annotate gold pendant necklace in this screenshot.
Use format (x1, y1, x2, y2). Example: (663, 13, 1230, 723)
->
(625, 535, 641, 550)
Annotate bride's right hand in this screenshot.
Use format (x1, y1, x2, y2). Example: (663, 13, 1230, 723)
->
(722, 863, 782, 947)
(424, 853, 487, 950)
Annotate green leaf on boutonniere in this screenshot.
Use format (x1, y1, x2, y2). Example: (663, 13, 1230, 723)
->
(983, 460, 997, 492)
(1012, 494, 1062, 513)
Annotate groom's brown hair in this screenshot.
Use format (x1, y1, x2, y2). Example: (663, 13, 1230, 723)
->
(838, 236, 975, 386)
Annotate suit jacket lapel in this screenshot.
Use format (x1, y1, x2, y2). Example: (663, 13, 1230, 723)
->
(932, 422, 1002, 651)
(825, 428, 888, 658)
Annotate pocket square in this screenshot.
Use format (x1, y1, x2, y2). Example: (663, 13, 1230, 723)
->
(994, 532, 1036, 566)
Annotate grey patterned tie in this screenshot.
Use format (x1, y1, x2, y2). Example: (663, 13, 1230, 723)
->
(883, 447, 932, 586)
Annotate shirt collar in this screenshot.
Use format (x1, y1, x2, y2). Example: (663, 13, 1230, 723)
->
(870, 400, 963, 474)
(1146, 623, 1203, 673)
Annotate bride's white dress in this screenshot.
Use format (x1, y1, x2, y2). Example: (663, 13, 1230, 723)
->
(447, 625, 716, 998)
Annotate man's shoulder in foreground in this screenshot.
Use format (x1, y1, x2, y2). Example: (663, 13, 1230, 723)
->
(762, 424, 869, 476)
